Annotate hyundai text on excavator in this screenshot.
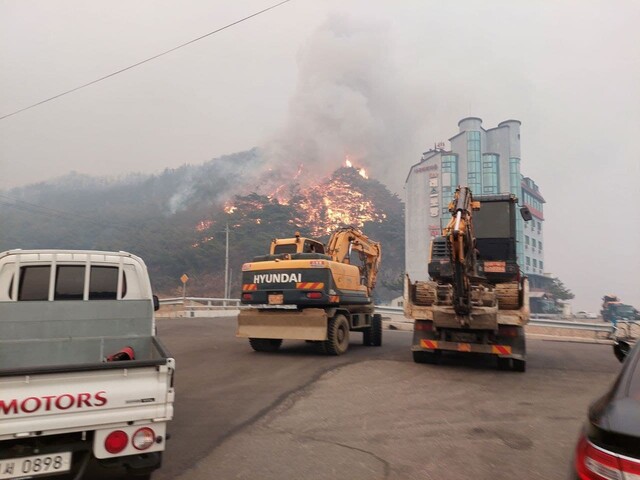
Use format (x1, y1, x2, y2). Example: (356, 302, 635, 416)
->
(236, 226, 382, 355)
(405, 186, 532, 371)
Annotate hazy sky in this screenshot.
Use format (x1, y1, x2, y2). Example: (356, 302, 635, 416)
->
(1, 0, 639, 312)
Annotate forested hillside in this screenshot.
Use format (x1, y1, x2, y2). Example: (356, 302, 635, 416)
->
(0, 150, 405, 301)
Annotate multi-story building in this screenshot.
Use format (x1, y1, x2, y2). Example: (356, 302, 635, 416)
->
(405, 117, 545, 283)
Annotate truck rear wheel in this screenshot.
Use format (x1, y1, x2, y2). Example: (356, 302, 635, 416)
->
(497, 357, 512, 370)
(512, 359, 526, 372)
(413, 350, 440, 364)
(249, 338, 283, 352)
(324, 314, 350, 355)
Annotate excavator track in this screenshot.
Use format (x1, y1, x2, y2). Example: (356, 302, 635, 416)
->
(414, 281, 437, 306)
(496, 282, 520, 310)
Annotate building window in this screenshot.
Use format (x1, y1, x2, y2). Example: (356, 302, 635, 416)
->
(441, 154, 458, 208)
(509, 158, 521, 198)
(533, 259, 537, 268)
(532, 238, 537, 248)
(467, 131, 481, 194)
(539, 261, 544, 271)
(526, 256, 530, 266)
(482, 154, 499, 194)
(539, 241, 542, 251)
(525, 235, 530, 246)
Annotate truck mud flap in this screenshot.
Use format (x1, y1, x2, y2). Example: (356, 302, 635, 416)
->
(236, 309, 328, 341)
(411, 339, 525, 360)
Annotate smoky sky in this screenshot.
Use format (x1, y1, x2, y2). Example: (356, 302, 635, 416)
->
(262, 14, 424, 193)
(0, 0, 639, 312)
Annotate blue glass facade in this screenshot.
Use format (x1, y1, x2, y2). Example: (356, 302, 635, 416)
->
(441, 154, 458, 214)
(467, 131, 482, 195)
(482, 154, 499, 194)
(509, 157, 524, 267)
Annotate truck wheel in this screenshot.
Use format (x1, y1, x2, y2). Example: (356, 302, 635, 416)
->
(363, 328, 372, 346)
(512, 359, 526, 372)
(324, 314, 350, 355)
(371, 313, 382, 346)
(413, 350, 440, 364)
(249, 338, 283, 352)
(497, 357, 512, 370)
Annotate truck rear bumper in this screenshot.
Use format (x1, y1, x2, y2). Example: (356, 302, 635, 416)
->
(236, 309, 328, 341)
(411, 339, 525, 360)
(411, 320, 526, 360)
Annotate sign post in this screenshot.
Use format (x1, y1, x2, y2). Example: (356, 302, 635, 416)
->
(180, 274, 189, 306)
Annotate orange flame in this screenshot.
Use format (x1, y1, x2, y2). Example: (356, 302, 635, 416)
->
(195, 220, 213, 232)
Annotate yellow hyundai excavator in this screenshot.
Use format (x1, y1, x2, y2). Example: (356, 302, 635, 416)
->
(236, 226, 382, 355)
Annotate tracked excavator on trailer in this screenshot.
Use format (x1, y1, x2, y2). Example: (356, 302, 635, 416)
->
(405, 186, 532, 371)
(237, 226, 382, 355)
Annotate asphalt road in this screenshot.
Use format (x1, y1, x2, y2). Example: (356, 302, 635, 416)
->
(100, 314, 623, 480)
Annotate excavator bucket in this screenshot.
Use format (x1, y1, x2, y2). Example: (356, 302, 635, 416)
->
(236, 308, 328, 341)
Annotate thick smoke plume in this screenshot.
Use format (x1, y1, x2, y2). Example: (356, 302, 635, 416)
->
(259, 15, 425, 195)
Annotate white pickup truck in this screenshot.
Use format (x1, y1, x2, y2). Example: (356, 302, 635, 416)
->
(0, 250, 175, 480)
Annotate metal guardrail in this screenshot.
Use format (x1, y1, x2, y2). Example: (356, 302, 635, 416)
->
(159, 297, 241, 308)
(528, 318, 613, 332)
(157, 298, 638, 337)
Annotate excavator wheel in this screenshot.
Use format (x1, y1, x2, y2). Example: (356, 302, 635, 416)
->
(370, 313, 382, 346)
(363, 314, 382, 346)
(249, 338, 283, 352)
(414, 281, 437, 306)
(496, 282, 520, 310)
(324, 314, 350, 355)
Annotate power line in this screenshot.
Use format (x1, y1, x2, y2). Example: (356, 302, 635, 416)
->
(0, 0, 292, 121)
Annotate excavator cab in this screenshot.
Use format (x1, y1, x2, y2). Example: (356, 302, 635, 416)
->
(473, 194, 522, 284)
(270, 233, 325, 255)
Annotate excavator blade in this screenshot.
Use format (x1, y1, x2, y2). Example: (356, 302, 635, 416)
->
(236, 308, 328, 340)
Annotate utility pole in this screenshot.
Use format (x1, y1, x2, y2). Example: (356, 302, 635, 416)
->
(224, 223, 229, 304)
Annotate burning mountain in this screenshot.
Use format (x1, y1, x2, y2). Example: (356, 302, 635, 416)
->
(186, 158, 405, 300)
(194, 158, 396, 242)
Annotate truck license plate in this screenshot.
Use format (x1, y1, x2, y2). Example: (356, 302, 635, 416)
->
(0, 452, 72, 479)
(268, 294, 284, 305)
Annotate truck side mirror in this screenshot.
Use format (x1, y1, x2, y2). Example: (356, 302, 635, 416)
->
(613, 340, 630, 363)
(520, 206, 533, 221)
(153, 295, 160, 312)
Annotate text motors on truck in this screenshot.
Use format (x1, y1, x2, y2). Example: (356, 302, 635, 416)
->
(0, 250, 174, 480)
(237, 227, 382, 355)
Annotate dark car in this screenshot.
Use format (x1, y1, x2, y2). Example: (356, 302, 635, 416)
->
(571, 340, 640, 478)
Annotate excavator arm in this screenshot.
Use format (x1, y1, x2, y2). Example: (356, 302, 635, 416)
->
(442, 186, 481, 315)
(326, 226, 382, 294)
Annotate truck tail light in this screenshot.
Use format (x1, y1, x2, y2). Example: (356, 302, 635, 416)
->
(242, 293, 252, 301)
(415, 321, 433, 331)
(498, 326, 518, 337)
(574, 435, 640, 479)
(132, 427, 156, 451)
(306, 292, 322, 299)
(105, 430, 128, 454)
